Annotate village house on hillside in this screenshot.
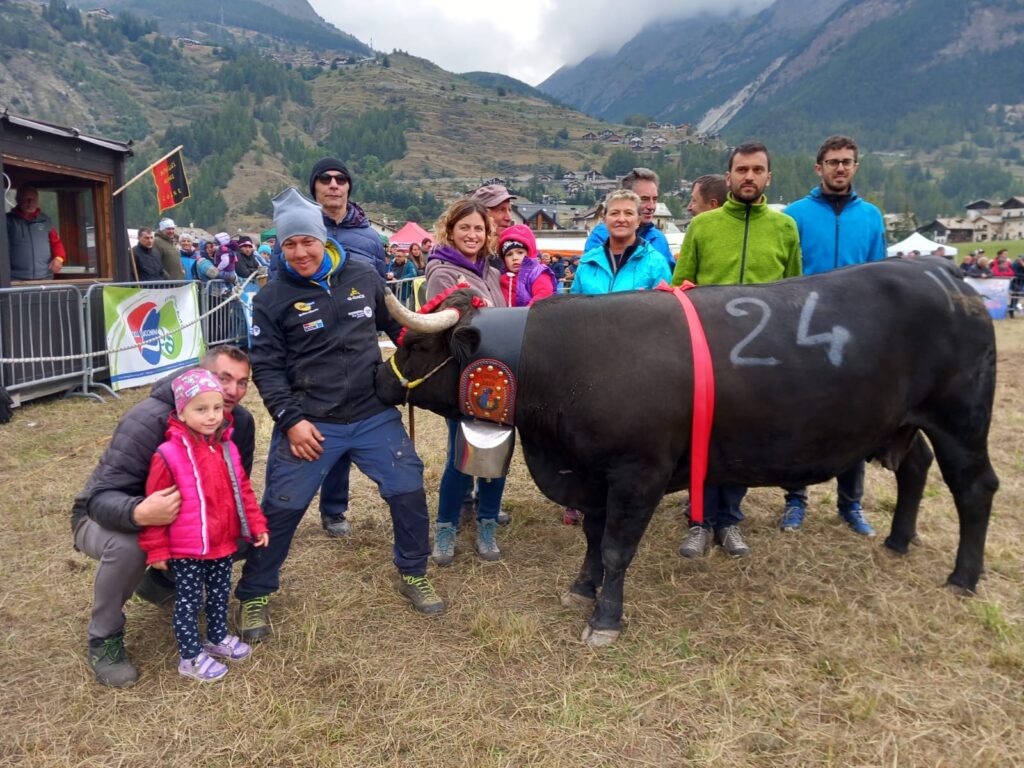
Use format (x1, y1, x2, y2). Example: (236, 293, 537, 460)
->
(920, 196, 1024, 242)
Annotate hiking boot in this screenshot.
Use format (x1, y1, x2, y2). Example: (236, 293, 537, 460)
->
(715, 525, 751, 557)
(563, 507, 582, 525)
(475, 518, 501, 562)
(432, 522, 457, 566)
(237, 595, 270, 643)
(397, 574, 445, 615)
(496, 508, 512, 526)
(678, 525, 711, 558)
(178, 651, 228, 682)
(87, 633, 139, 688)
(134, 567, 176, 607)
(203, 633, 252, 661)
(321, 514, 351, 537)
(780, 501, 806, 532)
(838, 503, 876, 537)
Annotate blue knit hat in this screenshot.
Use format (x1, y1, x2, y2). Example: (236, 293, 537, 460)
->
(273, 187, 327, 245)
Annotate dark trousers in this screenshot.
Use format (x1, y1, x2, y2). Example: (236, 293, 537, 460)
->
(319, 458, 350, 518)
(697, 483, 747, 531)
(784, 460, 865, 511)
(235, 410, 429, 601)
(170, 556, 232, 659)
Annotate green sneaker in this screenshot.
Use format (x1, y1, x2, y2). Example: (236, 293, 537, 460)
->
(87, 632, 139, 688)
(397, 574, 445, 615)
(237, 595, 271, 642)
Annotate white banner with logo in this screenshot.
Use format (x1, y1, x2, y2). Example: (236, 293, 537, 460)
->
(103, 284, 205, 391)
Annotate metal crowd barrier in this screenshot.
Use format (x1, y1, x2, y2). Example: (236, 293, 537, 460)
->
(0, 278, 252, 406)
(0, 283, 92, 402)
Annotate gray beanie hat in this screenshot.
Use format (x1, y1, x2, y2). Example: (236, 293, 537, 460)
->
(273, 187, 327, 245)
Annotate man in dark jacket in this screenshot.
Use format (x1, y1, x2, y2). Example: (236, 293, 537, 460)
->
(72, 346, 255, 687)
(234, 188, 443, 644)
(6, 185, 66, 280)
(131, 228, 167, 282)
(234, 235, 262, 282)
(271, 159, 390, 537)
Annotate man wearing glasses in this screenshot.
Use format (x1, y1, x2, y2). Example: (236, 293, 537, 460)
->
(778, 135, 887, 536)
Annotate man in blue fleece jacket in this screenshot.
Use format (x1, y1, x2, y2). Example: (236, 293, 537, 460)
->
(780, 135, 886, 536)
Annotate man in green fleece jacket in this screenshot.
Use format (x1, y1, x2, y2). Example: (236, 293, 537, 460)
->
(673, 141, 802, 559)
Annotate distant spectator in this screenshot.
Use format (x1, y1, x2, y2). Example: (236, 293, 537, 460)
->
(260, 229, 276, 252)
(991, 248, 1014, 277)
(6, 185, 65, 280)
(234, 236, 261, 282)
(960, 252, 976, 275)
(132, 228, 167, 282)
(967, 256, 992, 278)
(930, 246, 953, 261)
(408, 242, 426, 273)
(421, 237, 433, 255)
(192, 239, 237, 287)
(153, 218, 185, 280)
(255, 243, 272, 268)
(388, 247, 418, 305)
(178, 235, 197, 278)
(211, 232, 238, 275)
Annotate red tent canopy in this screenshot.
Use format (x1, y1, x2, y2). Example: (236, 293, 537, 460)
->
(390, 221, 433, 248)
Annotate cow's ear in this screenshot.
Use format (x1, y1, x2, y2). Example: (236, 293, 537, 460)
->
(449, 325, 481, 361)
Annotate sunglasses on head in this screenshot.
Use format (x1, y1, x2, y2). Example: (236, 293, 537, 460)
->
(317, 173, 349, 185)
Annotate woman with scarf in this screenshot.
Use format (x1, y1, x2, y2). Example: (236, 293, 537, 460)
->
(423, 199, 508, 567)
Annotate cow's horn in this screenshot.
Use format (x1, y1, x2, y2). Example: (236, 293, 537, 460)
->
(385, 290, 461, 333)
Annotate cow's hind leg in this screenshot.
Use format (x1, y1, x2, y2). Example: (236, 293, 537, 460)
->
(562, 509, 605, 609)
(884, 432, 934, 554)
(583, 469, 665, 646)
(926, 427, 998, 594)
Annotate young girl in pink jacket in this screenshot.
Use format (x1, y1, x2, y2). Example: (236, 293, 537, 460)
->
(139, 369, 269, 682)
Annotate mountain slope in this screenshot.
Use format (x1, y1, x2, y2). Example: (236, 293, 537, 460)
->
(540, 0, 844, 123)
(540, 0, 1024, 154)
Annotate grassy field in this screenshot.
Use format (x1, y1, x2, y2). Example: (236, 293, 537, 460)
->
(1, 323, 1023, 766)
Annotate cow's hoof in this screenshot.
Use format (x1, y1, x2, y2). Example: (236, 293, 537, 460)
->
(945, 575, 977, 597)
(581, 625, 620, 647)
(560, 591, 595, 609)
(883, 536, 910, 555)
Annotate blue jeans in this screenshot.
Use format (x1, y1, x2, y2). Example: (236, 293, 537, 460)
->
(436, 418, 507, 527)
(697, 483, 747, 531)
(784, 460, 865, 511)
(236, 409, 429, 600)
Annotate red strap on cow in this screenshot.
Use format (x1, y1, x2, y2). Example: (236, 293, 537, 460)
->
(656, 281, 714, 525)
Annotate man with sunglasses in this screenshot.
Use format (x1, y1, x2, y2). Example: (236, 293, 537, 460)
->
(777, 135, 886, 536)
(292, 159, 392, 538)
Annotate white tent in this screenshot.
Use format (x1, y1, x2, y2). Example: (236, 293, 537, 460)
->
(886, 232, 958, 258)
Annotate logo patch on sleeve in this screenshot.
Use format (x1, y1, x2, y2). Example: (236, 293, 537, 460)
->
(303, 319, 325, 332)
(347, 288, 366, 301)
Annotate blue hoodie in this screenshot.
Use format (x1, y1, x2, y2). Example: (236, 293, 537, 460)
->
(784, 187, 886, 275)
(585, 221, 674, 269)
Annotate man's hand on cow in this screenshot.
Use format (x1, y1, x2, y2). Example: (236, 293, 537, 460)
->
(287, 419, 325, 461)
(132, 486, 182, 526)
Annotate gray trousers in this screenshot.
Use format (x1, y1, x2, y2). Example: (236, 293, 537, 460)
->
(73, 518, 146, 642)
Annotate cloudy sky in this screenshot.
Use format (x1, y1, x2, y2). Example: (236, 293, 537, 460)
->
(311, 0, 772, 86)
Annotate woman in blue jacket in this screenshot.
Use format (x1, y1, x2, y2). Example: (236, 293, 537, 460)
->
(571, 190, 672, 295)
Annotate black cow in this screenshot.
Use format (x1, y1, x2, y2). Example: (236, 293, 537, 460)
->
(377, 258, 998, 646)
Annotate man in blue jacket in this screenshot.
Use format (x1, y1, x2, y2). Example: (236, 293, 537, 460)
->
(779, 135, 886, 536)
(584, 167, 673, 269)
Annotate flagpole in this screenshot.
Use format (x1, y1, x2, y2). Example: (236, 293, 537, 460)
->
(112, 145, 185, 197)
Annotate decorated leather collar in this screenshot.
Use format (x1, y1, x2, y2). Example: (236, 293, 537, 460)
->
(458, 307, 529, 426)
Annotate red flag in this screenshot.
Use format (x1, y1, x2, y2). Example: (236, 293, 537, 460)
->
(152, 149, 191, 212)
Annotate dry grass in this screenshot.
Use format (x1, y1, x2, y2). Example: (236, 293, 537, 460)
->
(1, 324, 1023, 767)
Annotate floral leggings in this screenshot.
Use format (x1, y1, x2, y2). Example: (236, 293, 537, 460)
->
(169, 556, 232, 659)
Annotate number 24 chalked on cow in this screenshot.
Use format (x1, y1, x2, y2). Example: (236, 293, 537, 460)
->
(727, 290, 851, 368)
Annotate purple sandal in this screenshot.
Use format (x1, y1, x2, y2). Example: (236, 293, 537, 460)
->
(178, 651, 228, 682)
(203, 634, 252, 661)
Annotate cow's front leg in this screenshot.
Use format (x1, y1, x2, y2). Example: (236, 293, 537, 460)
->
(562, 509, 605, 609)
(582, 472, 665, 647)
(884, 433, 933, 554)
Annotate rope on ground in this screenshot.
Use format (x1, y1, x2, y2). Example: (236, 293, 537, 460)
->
(0, 273, 258, 364)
